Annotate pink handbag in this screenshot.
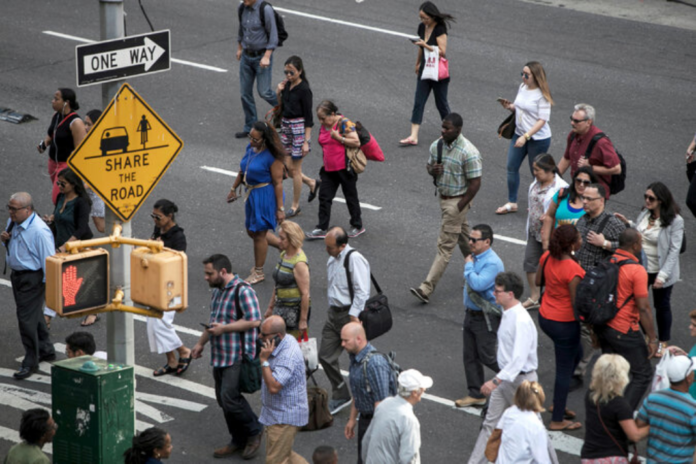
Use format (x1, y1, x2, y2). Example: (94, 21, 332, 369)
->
(438, 57, 450, 80)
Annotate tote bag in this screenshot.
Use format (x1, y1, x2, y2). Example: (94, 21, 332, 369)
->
(421, 46, 439, 81)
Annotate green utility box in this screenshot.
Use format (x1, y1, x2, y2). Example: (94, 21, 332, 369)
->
(51, 356, 135, 463)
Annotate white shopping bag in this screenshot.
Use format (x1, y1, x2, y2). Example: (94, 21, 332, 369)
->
(299, 332, 319, 371)
(421, 46, 440, 81)
(651, 349, 672, 392)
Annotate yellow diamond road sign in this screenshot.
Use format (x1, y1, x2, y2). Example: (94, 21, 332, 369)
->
(68, 83, 183, 222)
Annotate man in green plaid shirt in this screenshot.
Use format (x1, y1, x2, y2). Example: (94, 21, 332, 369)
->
(411, 113, 482, 304)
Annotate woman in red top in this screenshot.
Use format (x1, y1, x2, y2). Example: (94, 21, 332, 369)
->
(535, 224, 585, 430)
(305, 100, 364, 239)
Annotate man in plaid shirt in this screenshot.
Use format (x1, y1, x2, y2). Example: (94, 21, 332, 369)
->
(191, 254, 263, 460)
(410, 112, 482, 304)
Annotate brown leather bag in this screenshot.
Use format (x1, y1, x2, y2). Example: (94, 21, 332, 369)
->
(485, 428, 503, 462)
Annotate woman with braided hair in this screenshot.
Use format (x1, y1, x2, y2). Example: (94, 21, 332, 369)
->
(123, 427, 172, 464)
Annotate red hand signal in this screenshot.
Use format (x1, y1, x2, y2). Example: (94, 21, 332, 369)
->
(62, 265, 84, 307)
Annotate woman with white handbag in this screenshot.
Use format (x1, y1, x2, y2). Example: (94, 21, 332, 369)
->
(399, 2, 454, 148)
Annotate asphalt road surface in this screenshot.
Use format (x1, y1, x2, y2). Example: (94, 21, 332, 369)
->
(1, 0, 696, 462)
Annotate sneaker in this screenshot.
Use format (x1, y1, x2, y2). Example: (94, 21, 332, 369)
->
(455, 396, 487, 408)
(410, 287, 430, 304)
(348, 227, 365, 238)
(235, 131, 249, 139)
(329, 398, 351, 414)
(305, 228, 327, 240)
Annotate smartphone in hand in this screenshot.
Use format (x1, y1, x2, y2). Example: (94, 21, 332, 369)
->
(200, 323, 210, 329)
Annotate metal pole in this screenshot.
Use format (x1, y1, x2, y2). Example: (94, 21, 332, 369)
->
(100, 0, 134, 366)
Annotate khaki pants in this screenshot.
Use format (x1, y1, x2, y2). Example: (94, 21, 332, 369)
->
(419, 197, 471, 296)
(265, 424, 307, 464)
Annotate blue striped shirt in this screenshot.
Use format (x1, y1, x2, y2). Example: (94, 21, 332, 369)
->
(349, 344, 397, 415)
(638, 388, 696, 464)
(5, 214, 55, 279)
(259, 335, 308, 427)
(208, 276, 261, 368)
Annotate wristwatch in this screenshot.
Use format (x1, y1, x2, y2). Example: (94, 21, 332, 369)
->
(492, 378, 500, 386)
(262, 361, 270, 368)
(278, 206, 285, 212)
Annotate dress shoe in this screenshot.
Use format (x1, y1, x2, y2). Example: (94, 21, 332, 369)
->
(213, 443, 242, 458)
(242, 433, 262, 460)
(14, 367, 36, 380)
(39, 353, 57, 362)
(455, 396, 487, 408)
(410, 287, 430, 304)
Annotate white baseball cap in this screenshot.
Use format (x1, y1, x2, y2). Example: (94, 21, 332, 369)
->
(398, 369, 433, 391)
(666, 355, 696, 383)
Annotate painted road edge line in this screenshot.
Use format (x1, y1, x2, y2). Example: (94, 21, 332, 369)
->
(42, 31, 228, 73)
(200, 165, 383, 211)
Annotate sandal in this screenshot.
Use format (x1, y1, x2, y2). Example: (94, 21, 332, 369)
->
(654, 341, 668, 358)
(308, 180, 321, 203)
(495, 203, 518, 215)
(176, 357, 192, 376)
(549, 420, 582, 431)
(44, 315, 52, 330)
(153, 364, 178, 377)
(245, 267, 265, 285)
(548, 406, 576, 420)
(286, 207, 301, 218)
(399, 137, 418, 147)
(522, 298, 540, 311)
(81, 315, 101, 327)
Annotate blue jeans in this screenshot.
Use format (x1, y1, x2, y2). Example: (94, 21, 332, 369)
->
(239, 53, 278, 132)
(506, 136, 551, 203)
(410, 77, 450, 125)
(538, 313, 582, 423)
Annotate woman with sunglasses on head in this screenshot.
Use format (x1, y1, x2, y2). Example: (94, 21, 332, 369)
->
(541, 166, 599, 251)
(37, 88, 87, 205)
(148, 199, 192, 376)
(399, 2, 454, 147)
(276, 56, 318, 218)
(42, 167, 94, 327)
(227, 121, 286, 285)
(496, 62, 554, 215)
(614, 182, 684, 357)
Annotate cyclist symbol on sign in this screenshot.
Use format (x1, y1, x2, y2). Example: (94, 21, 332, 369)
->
(137, 115, 152, 148)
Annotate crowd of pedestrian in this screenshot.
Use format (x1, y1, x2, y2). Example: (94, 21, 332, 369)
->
(3, 0, 696, 463)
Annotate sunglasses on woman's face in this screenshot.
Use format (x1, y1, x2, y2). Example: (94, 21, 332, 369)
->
(644, 194, 657, 202)
(521, 72, 531, 79)
(283, 70, 295, 76)
(575, 179, 591, 186)
(57, 181, 68, 187)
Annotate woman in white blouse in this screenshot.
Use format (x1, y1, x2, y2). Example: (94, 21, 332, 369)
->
(495, 380, 551, 464)
(614, 181, 684, 357)
(496, 61, 554, 215)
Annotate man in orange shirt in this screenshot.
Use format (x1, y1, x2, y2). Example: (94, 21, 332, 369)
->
(595, 228, 658, 410)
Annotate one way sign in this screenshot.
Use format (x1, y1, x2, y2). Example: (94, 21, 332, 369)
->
(76, 30, 170, 87)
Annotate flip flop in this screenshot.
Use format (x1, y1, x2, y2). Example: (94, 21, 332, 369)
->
(176, 357, 192, 376)
(399, 137, 418, 147)
(549, 421, 582, 431)
(154, 364, 178, 376)
(81, 315, 101, 327)
(495, 203, 518, 215)
(548, 406, 576, 420)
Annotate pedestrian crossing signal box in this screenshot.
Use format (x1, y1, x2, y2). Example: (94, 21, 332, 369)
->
(130, 246, 187, 311)
(46, 249, 110, 316)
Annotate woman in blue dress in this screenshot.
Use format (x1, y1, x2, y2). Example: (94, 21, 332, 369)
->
(227, 121, 286, 285)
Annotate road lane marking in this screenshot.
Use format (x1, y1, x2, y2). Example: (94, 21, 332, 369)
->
(200, 165, 384, 210)
(132, 314, 202, 336)
(494, 234, 527, 246)
(42, 31, 228, 73)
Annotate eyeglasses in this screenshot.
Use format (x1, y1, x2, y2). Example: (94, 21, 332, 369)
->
(575, 179, 592, 186)
(248, 134, 262, 143)
(6, 205, 28, 212)
(644, 194, 657, 202)
(570, 116, 589, 124)
(520, 72, 531, 79)
(150, 213, 163, 220)
(581, 195, 602, 202)
(468, 237, 486, 243)
(283, 70, 295, 76)
(56, 181, 67, 187)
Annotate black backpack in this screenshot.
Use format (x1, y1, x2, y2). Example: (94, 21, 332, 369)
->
(574, 256, 640, 325)
(238, 1, 288, 47)
(571, 132, 627, 195)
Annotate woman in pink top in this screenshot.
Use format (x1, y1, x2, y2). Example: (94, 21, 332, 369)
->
(305, 100, 364, 240)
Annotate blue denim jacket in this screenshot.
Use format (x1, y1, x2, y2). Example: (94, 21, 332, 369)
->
(463, 248, 504, 311)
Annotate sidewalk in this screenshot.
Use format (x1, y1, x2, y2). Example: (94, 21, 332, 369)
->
(520, 0, 696, 31)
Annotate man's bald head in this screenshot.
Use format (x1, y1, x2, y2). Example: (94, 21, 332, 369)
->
(342, 322, 365, 339)
(340, 322, 367, 354)
(262, 315, 286, 335)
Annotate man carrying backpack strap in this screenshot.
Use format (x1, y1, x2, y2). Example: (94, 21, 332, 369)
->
(341, 322, 396, 464)
(557, 103, 621, 199)
(595, 229, 658, 410)
(235, 0, 279, 139)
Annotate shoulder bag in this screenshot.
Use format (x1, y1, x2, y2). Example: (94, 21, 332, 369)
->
(338, 119, 367, 175)
(596, 401, 640, 464)
(344, 249, 392, 340)
(497, 112, 516, 139)
(234, 283, 262, 394)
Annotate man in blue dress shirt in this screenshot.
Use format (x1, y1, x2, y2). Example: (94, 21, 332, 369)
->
(2, 192, 56, 380)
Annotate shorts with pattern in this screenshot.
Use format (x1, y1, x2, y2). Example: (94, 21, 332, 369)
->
(280, 117, 309, 159)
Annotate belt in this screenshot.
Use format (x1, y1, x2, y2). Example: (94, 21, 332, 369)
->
(466, 308, 485, 316)
(330, 305, 351, 312)
(519, 370, 536, 376)
(360, 412, 373, 420)
(244, 48, 266, 57)
(440, 194, 464, 200)
(11, 268, 42, 276)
